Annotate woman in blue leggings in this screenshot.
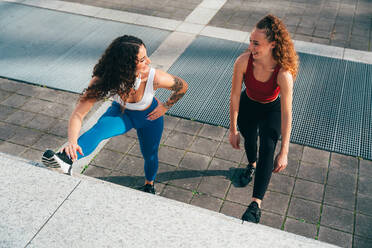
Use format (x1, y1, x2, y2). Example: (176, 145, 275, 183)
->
(42, 35, 188, 194)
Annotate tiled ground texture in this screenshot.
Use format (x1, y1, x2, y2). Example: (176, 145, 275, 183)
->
(2, 79, 371, 247)
(62, 0, 372, 51)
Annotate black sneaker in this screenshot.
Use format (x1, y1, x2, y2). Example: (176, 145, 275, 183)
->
(238, 163, 255, 187)
(42, 149, 73, 175)
(139, 184, 156, 194)
(241, 201, 261, 223)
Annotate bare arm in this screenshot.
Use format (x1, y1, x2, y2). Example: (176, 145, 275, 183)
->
(273, 69, 293, 172)
(64, 77, 98, 160)
(229, 52, 249, 149)
(147, 70, 188, 120)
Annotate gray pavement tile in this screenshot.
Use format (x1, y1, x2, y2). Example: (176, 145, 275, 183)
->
(198, 124, 226, 141)
(311, 37, 330, 45)
(35, 87, 61, 102)
(190, 193, 223, 212)
(314, 29, 331, 39)
(208, 157, 239, 179)
(47, 119, 68, 138)
(357, 193, 372, 216)
(324, 185, 355, 211)
(106, 170, 142, 188)
(279, 157, 300, 177)
(329, 153, 358, 174)
(293, 34, 313, 42)
(287, 197, 321, 224)
(154, 162, 177, 184)
(163, 115, 180, 130)
(91, 148, 124, 170)
(179, 151, 211, 171)
(105, 134, 136, 154)
(215, 142, 244, 163)
(124, 128, 138, 138)
(226, 185, 253, 206)
(293, 179, 324, 203)
(158, 145, 184, 166)
(301, 147, 330, 167)
(358, 175, 372, 198)
(43, 102, 73, 120)
(360, 159, 372, 178)
(0, 141, 27, 156)
(83, 164, 112, 178)
(321, 205, 354, 233)
(353, 236, 372, 248)
(168, 168, 204, 190)
(297, 26, 315, 35)
(160, 185, 193, 204)
(0, 90, 11, 102)
(53, 91, 80, 105)
(20, 148, 43, 162)
(32, 134, 66, 151)
(164, 130, 194, 150)
(327, 169, 357, 193)
(267, 173, 295, 195)
(174, 119, 202, 136)
(1, 93, 30, 108)
(128, 142, 142, 157)
(15, 83, 44, 97)
(160, 128, 171, 144)
(284, 217, 317, 239)
(318, 226, 352, 248)
(8, 126, 42, 146)
(0, 122, 18, 140)
(288, 143, 304, 160)
(116, 154, 144, 176)
(198, 175, 231, 199)
(0, 78, 22, 92)
(188, 136, 220, 156)
(24, 114, 59, 132)
(260, 211, 284, 229)
(19, 98, 49, 113)
(355, 213, 372, 239)
(4, 109, 35, 126)
(220, 201, 246, 220)
(297, 160, 328, 184)
(261, 191, 290, 215)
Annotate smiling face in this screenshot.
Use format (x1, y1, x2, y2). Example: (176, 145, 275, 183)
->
(249, 28, 275, 59)
(136, 44, 151, 75)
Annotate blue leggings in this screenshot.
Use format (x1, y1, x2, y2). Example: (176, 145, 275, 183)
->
(77, 98, 163, 182)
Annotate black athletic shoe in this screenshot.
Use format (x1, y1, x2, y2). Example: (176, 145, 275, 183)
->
(42, 149, 73, 175)
(139, 184, 156, 194)
(242, 201, 261, 223)
(238, 163, 255, 187)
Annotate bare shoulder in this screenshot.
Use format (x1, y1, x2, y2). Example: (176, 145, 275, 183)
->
(277, 68, 293, 87)
(89, 76, 101, 87)
(234, 51, 250, 71)
(153, 68, 186, 90)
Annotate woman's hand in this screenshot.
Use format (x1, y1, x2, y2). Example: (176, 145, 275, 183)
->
(273, 152, 288, 173)
(147, 100, 168, 120)
(229, 131, 241, 149)
(61, 142, 83, 161)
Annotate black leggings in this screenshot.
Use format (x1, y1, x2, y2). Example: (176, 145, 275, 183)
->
(237, 91, 281, 200)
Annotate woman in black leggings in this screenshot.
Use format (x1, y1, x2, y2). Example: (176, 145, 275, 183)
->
(229, 14, 298, 223)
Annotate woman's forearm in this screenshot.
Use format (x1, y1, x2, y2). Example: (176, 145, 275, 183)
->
(280, 109, 292, 155)
(164, 76, 188, 109)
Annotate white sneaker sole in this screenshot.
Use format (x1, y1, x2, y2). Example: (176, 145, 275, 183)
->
(42, 153, 72, 175)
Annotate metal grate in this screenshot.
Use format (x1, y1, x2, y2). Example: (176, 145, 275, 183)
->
(0, 2, 170, 93)
(156, 36, 372, 161)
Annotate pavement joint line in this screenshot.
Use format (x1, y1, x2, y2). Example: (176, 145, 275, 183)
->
(25, 179, 82, 247)
(5, 0, 372, 64)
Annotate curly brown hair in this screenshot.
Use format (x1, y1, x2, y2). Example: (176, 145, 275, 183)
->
(81, 35, 144, 101)
(256, 14, 299, 80)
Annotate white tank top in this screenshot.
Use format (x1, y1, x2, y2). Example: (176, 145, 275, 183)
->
(113, 68, 156, 110)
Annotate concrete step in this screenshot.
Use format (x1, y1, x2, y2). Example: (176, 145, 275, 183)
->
(0, 152, 339, 247)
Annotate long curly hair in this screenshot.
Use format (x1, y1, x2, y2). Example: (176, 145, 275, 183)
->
(81, 35, 144, 101)
(256, 14, 299, 80)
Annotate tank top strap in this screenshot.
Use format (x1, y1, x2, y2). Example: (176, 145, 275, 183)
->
(146, 67, 156, 94)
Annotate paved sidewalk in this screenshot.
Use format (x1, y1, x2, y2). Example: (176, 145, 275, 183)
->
(1, 0, 372, 247)
(63, 0, 372, 51)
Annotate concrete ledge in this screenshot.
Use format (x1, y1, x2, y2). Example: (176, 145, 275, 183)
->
(0, 153, 339, 247)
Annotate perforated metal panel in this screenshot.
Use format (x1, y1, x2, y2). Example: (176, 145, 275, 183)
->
(0, 2, 170, 93)
(157, 36, 372, 161)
